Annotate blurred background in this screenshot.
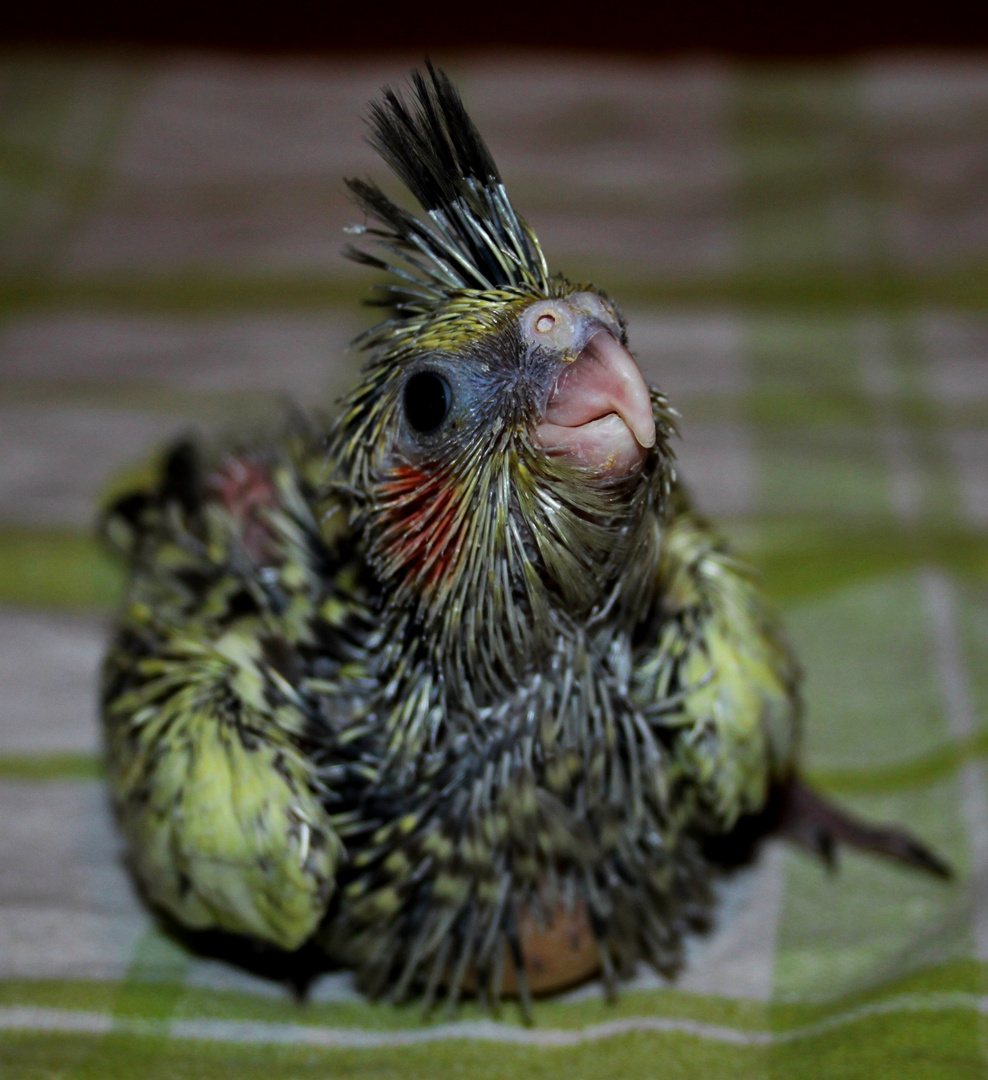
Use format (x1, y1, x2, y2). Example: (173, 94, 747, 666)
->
(2, 4, 988, 1075)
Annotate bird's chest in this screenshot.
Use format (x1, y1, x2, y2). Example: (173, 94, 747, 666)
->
(318, 632, 708, 998)
(332, 635, 680, 890)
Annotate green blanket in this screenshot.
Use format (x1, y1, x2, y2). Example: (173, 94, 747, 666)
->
(1, 52, 986, 1079)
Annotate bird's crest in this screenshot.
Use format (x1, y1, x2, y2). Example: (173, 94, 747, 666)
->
(344, 63, 552, 327)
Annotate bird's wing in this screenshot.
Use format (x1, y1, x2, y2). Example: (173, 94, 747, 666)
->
(100, 432, 356, 950)
(633, 484, 800, 828)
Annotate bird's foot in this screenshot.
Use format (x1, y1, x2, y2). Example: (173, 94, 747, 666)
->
(777, 775, 953, 879)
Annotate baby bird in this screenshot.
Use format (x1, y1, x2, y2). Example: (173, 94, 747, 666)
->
(101, 64, 949, 1016)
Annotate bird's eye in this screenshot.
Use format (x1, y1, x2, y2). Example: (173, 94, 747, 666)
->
(403, 371, 451, 434)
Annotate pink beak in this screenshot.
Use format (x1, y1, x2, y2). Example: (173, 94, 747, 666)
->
(535, 329, 656, 476)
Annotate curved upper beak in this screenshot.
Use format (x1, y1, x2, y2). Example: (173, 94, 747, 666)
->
(535, 328, 656, 476)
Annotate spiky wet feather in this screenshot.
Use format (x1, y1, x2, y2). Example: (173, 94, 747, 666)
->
(345, 64, 550, 321)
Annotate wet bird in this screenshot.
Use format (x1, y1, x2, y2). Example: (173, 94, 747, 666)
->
(100, 64, 950, 1016)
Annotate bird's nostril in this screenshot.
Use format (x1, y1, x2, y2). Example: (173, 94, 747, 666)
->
(536, 313, 556, 333)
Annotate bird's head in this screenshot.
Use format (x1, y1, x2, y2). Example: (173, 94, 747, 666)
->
(329, 66, 677, 692)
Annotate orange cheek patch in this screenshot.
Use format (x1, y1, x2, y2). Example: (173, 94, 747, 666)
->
(375, 464, 466, 590)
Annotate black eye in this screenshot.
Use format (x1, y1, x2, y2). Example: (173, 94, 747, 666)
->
(403, 371, 451, 434)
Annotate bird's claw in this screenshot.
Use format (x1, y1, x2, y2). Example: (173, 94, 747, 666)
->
(777, 775, 953, 880)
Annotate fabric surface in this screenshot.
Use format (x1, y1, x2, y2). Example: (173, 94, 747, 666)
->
(1, 51, 987, 1079)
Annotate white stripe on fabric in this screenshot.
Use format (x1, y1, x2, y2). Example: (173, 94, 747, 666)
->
(0, 992, 983, 1048)
(921, 568, 988, 959)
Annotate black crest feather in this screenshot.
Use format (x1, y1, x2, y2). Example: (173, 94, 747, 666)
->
(345, 62, 551, 318)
